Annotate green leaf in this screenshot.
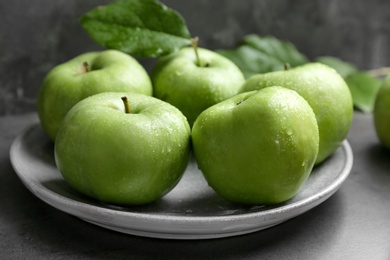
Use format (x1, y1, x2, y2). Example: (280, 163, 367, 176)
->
(217, 46, 284, 79)
(217, 35, 309, 79)
(315, 56, 358, 78)
(80, 0, 191, 58)
(344, 71, 382, 112)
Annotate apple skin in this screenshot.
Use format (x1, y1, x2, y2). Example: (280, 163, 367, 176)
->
(192, 86, 319, 205)
(241, 63, 353, 164)
(38, 50, 153, 141)
(151, 47, 245, 126)
(374, 74, 390, 149)
(54, 92, 191, 205)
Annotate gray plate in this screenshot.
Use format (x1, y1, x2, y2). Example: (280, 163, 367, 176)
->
(10, 123, 353, 239)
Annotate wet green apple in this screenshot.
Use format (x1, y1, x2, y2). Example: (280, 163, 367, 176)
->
(241, 63, 353, 164)
(38, 50, 152, 141)
(374, 74, 390, 149)
(151, 46, 245, 126)
(54, 92, 191, 205)
(192, 86, 319, 205)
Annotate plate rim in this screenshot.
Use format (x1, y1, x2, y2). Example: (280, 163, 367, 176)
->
(10, 123, 353, 238)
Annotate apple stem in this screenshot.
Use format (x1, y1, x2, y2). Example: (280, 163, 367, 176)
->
(236, 100, 244, 105)
(83, 61, 90, 73)
(121, 96, 130, 114)
(284, 63, 290, 71)
(191, 37, 203, 67)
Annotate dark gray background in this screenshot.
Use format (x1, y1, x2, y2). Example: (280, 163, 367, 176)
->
(1, 0, 389, 115)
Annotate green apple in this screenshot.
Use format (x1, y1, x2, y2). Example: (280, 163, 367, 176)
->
(241, 63, 353, 164)
(151, 46, 245, 126)
(374, 74, 390, 149)
(192, 86, 319, 205)
(54, 92, 191, 205)
(38, 49, 153, 141)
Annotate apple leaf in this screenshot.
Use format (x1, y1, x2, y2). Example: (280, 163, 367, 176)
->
(80, 0, 191, 58)
(216, 35, 309, 79)
(344, 72, 382, 112)
(315, 56, 358, 78)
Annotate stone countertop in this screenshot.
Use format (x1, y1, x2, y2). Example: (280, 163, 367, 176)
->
(0, 112, 389, 259)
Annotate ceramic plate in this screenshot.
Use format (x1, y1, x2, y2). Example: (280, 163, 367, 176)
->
(10, 123, 353, 239)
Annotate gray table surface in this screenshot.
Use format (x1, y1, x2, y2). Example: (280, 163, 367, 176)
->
(0, 112, 389, 259)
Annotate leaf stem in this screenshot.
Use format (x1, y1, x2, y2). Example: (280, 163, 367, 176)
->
(121, 96, 130, 114)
